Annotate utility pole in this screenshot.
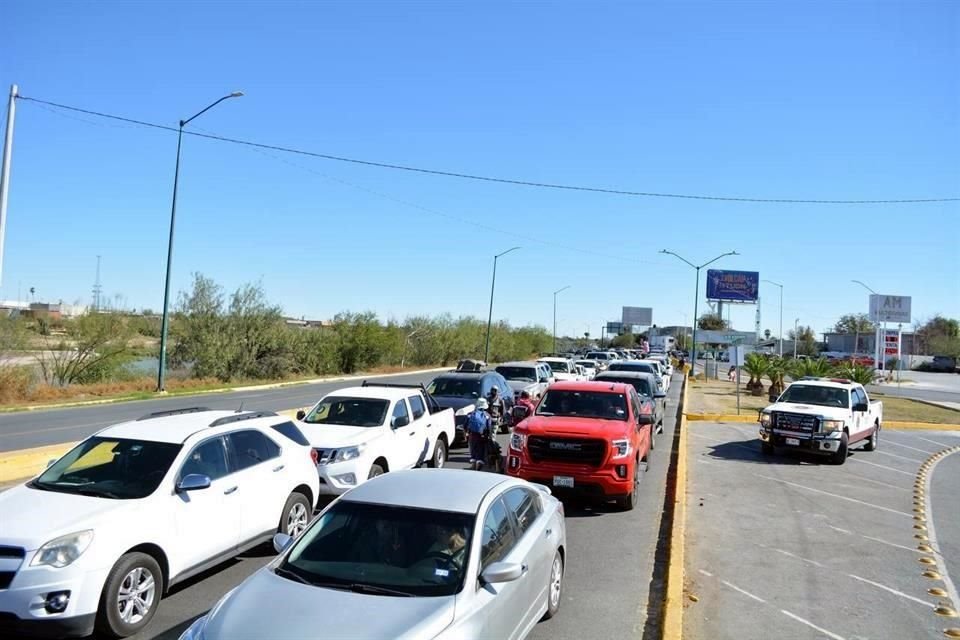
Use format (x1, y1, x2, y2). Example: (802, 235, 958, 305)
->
(793, 318, 799, 359)
(0, 84, 18, 287)
(552, 286, 571, 353)
(762, 280, 784, 357)
(92, 255, 103, 312)
(484, 247, 520, 363)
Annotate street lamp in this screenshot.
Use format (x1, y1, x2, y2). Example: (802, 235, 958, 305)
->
(762, 279, 784, 356)
(793, 317, 800, 358)
(484, 246, 521, 363)
(660, 250, 738, 371)
(157, 91, 244, 392)
(552, 286, 571, 353)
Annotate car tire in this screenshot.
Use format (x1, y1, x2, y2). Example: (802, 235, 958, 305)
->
(830, 433, 849, 465)
(542, 550, 564, 620)
(280, 492, 312, 537)
(428, 438, 447, 468)
(863, 424, 879, 452)
(615, 462, 640, 511)
(368, 463, 386, 479)
(96, 552, 163, 639)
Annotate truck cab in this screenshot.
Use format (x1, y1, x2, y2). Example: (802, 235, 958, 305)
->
(758, 378, 883, 464)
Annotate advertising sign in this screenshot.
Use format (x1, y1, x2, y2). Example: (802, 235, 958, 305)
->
(621, 307, 653, 326)
(706, 270, 760, 302)
(884, 331, 899, 355)
(606, 322, 623, 335)
(869, 295, 912, 323)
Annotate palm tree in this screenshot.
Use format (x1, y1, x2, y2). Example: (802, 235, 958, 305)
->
(788, 356, 833, 380)
(832, 363, 876, 385)
(742, 352, 769, 396)
(766, 356, 787, 399)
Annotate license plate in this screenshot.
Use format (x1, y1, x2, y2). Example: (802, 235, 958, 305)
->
(785, 438, 800, 446)
(553, 476, 575, 488)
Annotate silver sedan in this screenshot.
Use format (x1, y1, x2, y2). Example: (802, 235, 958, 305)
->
(179, 469, 567, 640)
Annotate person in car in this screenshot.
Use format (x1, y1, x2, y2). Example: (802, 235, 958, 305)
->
(467, 398, 493, 470)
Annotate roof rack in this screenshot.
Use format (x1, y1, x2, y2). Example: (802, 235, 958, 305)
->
(208, 411, 278, 427)
(361, 381, 429, 391)
(137, 407, 211, 421)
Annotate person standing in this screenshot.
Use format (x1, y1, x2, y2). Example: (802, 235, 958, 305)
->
(466, 398, 492, 470)
(487, 386, 506, 433)
(514, 390, 536, 421)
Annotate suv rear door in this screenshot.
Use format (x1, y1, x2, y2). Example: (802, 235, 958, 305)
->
(225, 429, 285, 543)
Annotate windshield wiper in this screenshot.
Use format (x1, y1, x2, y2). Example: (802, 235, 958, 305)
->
(274, 566, 315, 586)
(347, 583, 415, 597)
(74, 487, 122, 499)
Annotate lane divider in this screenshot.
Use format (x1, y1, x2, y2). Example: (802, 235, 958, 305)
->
(662, 375, 688, 639)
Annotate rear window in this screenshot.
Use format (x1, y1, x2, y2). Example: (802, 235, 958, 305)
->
(428, 377, 481, 398)
(597, 376, 652, 397)
(271, 421, 310, 446)
(496, 366, 538, 382)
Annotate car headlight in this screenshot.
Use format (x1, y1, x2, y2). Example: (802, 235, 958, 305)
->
(611, 439, 631, 459)
(179, 615, 207, 640)
(335, 444, 366, 462)
(759, 412, 772, 427)
(31, 530, 94, 568)
(821, 419, 844, 433)
(510, 433, 526, 451)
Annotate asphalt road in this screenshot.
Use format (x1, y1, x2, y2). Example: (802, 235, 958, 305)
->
(683, 420, 960, 640)
(867, 384, 960, 405)
(30, 375, 683, 640)
(0, 371, 444, 452)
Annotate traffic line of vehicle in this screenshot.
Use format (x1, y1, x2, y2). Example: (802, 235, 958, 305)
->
(684, 413, 960, 431)
(661, 376, 688, 640)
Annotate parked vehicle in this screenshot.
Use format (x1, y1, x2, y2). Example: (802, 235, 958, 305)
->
(495, 362, 554, 400)
(927, 355, 960, 373)
(538, 357, 582, 382)
(594, 371, 666, 437)
(179, 469, 567, 640)
(0, 408, 320, 639)
(506, 381, 652, 510)
(758, 378, 883, 464)
(295, 383, 456, 494)
(426, 371, 516, 444)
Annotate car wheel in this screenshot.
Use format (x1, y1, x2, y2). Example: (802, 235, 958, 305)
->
(615, 462, 640, 511)
(863, 424, 879, 452)
(428, 438, 447, 468)
(542, 550, 564, 620)
(96, 552, 162, 638)
(830, 433, 849, 465)
(368, 463, 386, 479)
(280, 492, 312, 537)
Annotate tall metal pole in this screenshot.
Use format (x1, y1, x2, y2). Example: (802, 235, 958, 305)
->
(0, 84, 18, 287)
(484, 246, 519, 363)
(793, 318, 799, 359)
(552, 285, 571, 353)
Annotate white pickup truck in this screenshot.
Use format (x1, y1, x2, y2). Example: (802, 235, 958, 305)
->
(296, 382, 456, 495)
(758, 378, 882, 464)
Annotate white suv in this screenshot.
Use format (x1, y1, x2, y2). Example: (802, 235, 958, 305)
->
(0, 408, 320, 638)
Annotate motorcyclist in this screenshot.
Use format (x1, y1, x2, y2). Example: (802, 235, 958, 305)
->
(466, 398, 492, 470)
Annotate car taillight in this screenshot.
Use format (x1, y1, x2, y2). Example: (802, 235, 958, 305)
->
(310, 448, 319, 465)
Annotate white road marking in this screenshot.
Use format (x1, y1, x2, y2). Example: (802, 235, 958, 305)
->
(859, 535, 921, 553)
(720, 579, 766, 603)
(850, 458, 915, 476)
(881, 439, 937, 455)
(909, 434, 954, 448)
(775, 548, 824, 567)
(780, 609, 846, 640)
(754, 474, 912, 517)
(828, 525, 853, 534)
(919, 448, 960, 612)
(793, 509, 828, 519)
(844, 472, 911, 492)
(847, 574, 935, 608)
(872, 449, 924, 463)
(698, 569, 714, 577)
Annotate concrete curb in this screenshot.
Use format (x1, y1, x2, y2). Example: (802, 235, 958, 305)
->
(662, 375, 688, 640)
(685, 412, 960, 431)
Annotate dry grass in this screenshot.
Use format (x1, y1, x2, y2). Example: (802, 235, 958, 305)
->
(687, 378, 960, 424)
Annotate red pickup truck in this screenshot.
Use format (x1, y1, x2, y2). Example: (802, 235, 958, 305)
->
(505, 381, 653, 510)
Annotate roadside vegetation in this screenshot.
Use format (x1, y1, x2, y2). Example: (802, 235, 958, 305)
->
(0, 274, 552, 407)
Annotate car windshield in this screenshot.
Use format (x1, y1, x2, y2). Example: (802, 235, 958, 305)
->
(31, 437, 182, 500)
(496, 366, 537, 382)
(778, 385, 850, 408)
(427, 377, 481, 398)
(304, 397, 389, 427)
(279, 500, 474, 597)
(536, 389, 628, 421)
(542, 361, 569, 373)
(598, 376, 652, 397)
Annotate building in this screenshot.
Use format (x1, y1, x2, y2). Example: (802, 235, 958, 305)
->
(824, 332, 917, 356)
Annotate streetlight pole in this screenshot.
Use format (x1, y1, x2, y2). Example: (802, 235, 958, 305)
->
(660, 250, 739, 373)
(793, 318, 800, 358)
(552, 286, 571, 353)
(762, 279, 783, 356)
(157, 91, 244, 392)
(852, 279, 880, 371)
(484, 246, 520, 363)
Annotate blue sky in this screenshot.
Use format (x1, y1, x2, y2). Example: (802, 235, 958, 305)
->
(2, 0, 957, 338)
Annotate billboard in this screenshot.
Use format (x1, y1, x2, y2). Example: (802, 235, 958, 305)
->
(606, 322, 623, 335)
(869, 294, 911, 323)
(622, 306, 653, 326)
(706, 270, 759, 302)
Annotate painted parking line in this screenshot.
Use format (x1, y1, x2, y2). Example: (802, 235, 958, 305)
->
(779, 610, 846, 640)
(843, 471, 911, 492)
(872, 449, 925, 463)
(881, 439, 938, 455)
(847, 574, 934, 609)
(850, 458, 915, 477)
(719, 579, 766, 603)
(908, 434, 956, 448)
(753, 474, 912, 517)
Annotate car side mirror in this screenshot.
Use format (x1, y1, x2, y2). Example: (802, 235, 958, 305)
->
(273, 532, 294, 553)
(176, 474, 212, 493)
(853, 403, 868, 412)
(46, 458, 57, 469)
(296, 409, 306, 421)
(392, 416, 410, 428)
(481, 561, 525, 585)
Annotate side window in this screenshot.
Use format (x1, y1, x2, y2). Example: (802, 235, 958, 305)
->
(853, 388, 867, 407)
(631, 389, 642, 420)
(408, 395, 426, 420)
(391, 399, 411, 427)
(180, 437, 229, 481)
(503, 488, 542, 536)
(480, 498, 518, 570)
(227, 430, 280, 471)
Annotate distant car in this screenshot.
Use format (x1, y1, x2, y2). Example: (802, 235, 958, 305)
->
(179, 470, 567, 640)
(575, 360, 599, 380)
(0, 408, 320, 639)
(538, 357, 582, 382)
(928, 355, 959, 373)
(426, 371, 515, 444)
(608, 360, 666, 391)
(594, 371, 666, 436)
(584, 351, 614, 369)
(496, 362, 554, 400)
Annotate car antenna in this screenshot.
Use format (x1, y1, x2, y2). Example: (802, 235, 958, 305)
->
(237, 401, 244, 414)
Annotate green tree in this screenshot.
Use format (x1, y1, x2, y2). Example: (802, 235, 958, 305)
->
(742, 352, 768, 395)
(698, 314, 728, 330)
(788, 325, 819, 357)
(38, 313, 133, 385)
(916, 316, 960, 356)
(832, 313, 875, 334)
(788, 356, 833, 380)
(611, 333, 635, 348)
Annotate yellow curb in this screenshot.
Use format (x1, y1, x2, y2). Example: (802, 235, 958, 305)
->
(663, 376, 689, 640)
(685, 413, 756, 423)
(684, 413, 960, 431)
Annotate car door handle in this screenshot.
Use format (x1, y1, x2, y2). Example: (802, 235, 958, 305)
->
(272, 464, 285, 472)
(408, 432, 416, 437)
(223, 486, 238, 495)
(521, 564, 529, 575)
(545, 528, 552, 537)
(425, 424, 432, 429)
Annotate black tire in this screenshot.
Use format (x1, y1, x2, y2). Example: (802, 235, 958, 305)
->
(615, 462, 640, 511)
(279, 492, 312, 537)
(96, 552, 163, 638)
(761, 440, 775, 455)
(428, 438, 447, 468)
(542, 550, 564, 620)
(830, 432, 849, 465)
(863, 424, 879, 452)
(368, 463, 386, 479)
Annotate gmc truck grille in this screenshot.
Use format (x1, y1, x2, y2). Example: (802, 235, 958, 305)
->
(527, 437, 606, 466)
(773, 412, 818, 434)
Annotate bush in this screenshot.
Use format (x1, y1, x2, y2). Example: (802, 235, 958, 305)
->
(0, 366, 34, 404)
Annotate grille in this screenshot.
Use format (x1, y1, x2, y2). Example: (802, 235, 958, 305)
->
(773, 412, 818, 434)
(527, 437, 606, 466)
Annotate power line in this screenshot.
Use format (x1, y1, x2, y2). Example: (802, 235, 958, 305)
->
(16, 94, 959, 205)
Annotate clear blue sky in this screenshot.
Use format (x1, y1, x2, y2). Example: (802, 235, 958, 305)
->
(2, 0, 957, 338)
